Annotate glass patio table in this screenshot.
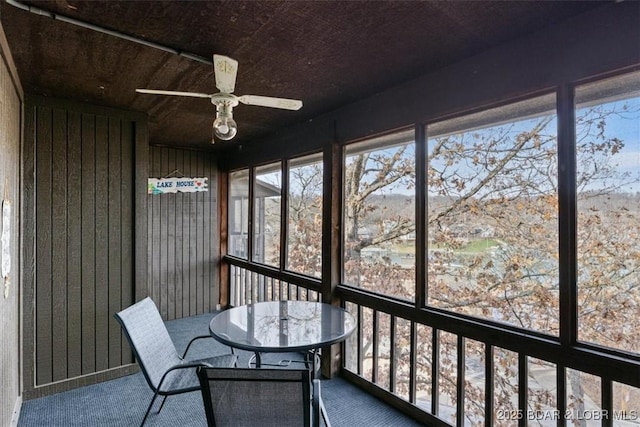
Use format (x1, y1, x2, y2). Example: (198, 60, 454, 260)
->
(209, 300, 356, 373)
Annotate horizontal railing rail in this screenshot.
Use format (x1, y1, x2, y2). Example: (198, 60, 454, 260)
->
(337, 286, 640, 388)
(224, 258, 640, 427)
(225, 256, 321, 306)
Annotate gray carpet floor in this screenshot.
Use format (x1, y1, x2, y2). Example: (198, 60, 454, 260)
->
(18, 312, 426, 427)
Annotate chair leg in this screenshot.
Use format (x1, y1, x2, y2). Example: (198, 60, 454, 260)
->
(320, 398, 331, 427)
(140, 391, 160, 427)
(157, 395, 169, 413)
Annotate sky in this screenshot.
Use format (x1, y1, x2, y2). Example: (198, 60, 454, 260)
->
(253, 90, 640, 199)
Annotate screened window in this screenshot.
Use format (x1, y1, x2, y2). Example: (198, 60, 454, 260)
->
(286, 154, 323, 278)
(253, 162, 282, 267)
(343, 130, 416, 300)
(228, 169, 249, 258)
(426, 94, 559, 334)
(576, 70, 640, 354)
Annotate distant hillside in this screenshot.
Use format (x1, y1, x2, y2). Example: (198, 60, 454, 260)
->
(361, 191, 640, 224)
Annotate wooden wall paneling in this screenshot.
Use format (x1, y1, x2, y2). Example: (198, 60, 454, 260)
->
(146, 146, 219, 319)
(51, 108, 68, 382)
(154, 147, 162, 315)
(93, 115, 109, 373)
(196, 153, 205, 314)
(174, 149, 184, 319)
(120, 120, 134, 364)
(203, 153, 212, 312)
(192, 150, 200, 313)
(35, 105, 52, 386)
(212, 157, 221, 310)
(146, 149, 154, 302)
(207, 153, 215, 311)
(182, 150, 191, 314)
(158, 147, 168, 317)
(134, 119, 149, 303)
(107, 117, 122, 368)
(206, 153, 214, 311)
(80, 113, 96, 375)
(22, 102, 36, 391)
(195, 153, 202, 312)
(181, 151, 191, 316)
(180, 150, 189, 313)
(189, 151, 198, 314)
(66, 110, 82, 379)
(145, 152, 151, 300)
(0, 39, 22, 426)
(163, 148, 171, 318)
(167, 149, 177, 320)
(150, 147, 161, 311)
(25, 95, 147, 396)
(164, 147, 170, 316)
(211, 155, 219, 310)
(176, 150, 184, 317)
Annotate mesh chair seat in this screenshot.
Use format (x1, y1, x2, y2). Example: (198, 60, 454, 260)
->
(198, 367, 330, 427)
(115, 297, 237, 426)
(157, 354, 238, 392)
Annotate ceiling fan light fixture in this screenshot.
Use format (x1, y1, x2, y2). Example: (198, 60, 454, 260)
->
(136, 54, 302, 144)
(212, 103, 238, 141)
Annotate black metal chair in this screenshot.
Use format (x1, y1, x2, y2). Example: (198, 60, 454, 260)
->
(197, 367, 330, 427)
(115, 297, 237, 427)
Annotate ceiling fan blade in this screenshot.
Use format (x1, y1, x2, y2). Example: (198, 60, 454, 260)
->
(238, 95, 303, 111)
(136, 89, 213, 98)
(213, 54, 239, 94)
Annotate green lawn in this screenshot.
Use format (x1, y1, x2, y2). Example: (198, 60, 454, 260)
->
(460, 239, 499, 252)
(395, 238, 500, 254)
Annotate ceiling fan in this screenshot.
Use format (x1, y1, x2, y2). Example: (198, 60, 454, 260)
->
(136, 54, 303, 142)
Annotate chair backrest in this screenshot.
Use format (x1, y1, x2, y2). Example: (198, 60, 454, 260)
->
(114, 297, 182, 391)
(197, 367, 312, 427)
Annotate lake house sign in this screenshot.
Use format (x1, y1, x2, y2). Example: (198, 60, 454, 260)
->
(148, 177, 208, 195)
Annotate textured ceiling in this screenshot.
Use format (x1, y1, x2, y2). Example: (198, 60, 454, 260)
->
(1, 0, 606, 150)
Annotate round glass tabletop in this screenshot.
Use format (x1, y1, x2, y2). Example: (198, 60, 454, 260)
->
(209, 300, 357, 353)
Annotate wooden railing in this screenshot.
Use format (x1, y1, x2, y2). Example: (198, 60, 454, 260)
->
(225, 258, 640, 427)
(226, 257, 322, 306)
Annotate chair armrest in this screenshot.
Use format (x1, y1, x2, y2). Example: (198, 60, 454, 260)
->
(182, 335, 213, 358)
(182, 335, 235, 358)
(156, 361, 214, 392)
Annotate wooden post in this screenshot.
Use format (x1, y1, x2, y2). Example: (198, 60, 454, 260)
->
(218, 170, 229, 308)
(321, 131, 344, 377)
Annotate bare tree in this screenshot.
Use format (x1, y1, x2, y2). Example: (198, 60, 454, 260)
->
(286, 99, 640, 425)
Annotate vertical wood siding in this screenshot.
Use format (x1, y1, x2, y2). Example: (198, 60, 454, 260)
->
(147, 146, 220, 320)
(28, 98, 146, 388)
(0, 36, 23, 426)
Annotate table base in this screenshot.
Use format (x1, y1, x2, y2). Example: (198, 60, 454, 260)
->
(248, 350, 321, 378)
